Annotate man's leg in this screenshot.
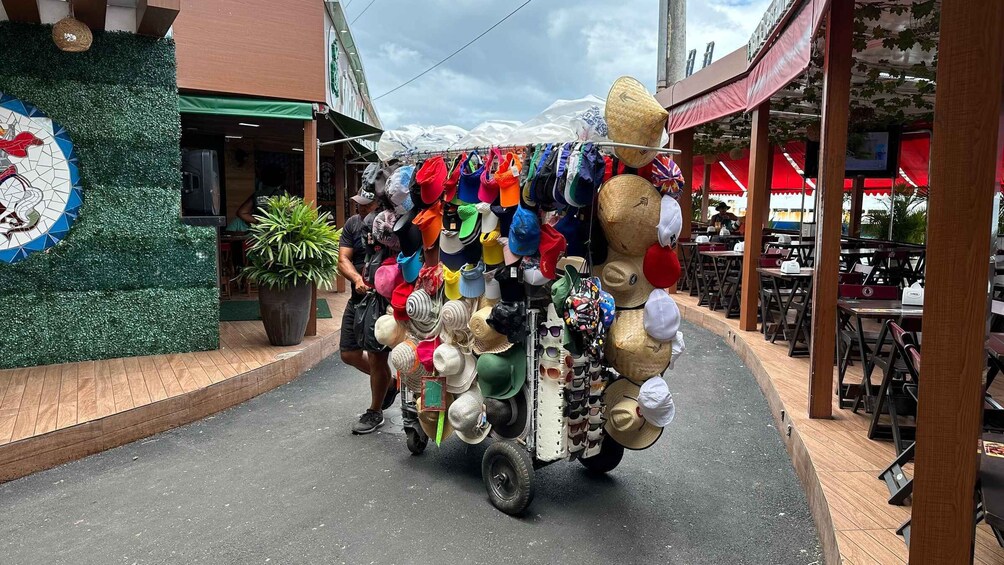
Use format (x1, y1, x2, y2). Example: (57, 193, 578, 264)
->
(340, 349, 369, 374)
(367, 351, 392, 412)
(338, 298, 370, 374)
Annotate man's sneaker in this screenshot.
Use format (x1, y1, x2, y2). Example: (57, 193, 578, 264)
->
(352, 410, 385, 435)
(382, 378, 399, 410)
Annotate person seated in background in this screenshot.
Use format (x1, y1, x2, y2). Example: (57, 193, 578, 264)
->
(237, 164, 287, 225)
(709, 202, 738, 230)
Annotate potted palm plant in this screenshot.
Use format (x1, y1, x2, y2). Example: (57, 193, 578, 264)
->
(242, 195, 342, 346)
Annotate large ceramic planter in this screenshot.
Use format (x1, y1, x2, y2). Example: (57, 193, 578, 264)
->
(258, 282, 312, 346)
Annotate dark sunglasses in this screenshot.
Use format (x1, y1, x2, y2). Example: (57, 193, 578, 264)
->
(563, 405, 587, 418)
(569, 421, 588, 435)
(538, 325, 563, 339)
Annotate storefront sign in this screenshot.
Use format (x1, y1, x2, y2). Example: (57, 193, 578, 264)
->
(0, 93, 83, 263)
(747, 0, 798, 63)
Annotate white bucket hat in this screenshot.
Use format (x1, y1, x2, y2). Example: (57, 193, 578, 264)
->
(638, 377, 676, 427)
(448, 382, 492, 444)
(658, 195, 683, 248)
(643, 289, 681, 343)
(434, 343, 477, 394)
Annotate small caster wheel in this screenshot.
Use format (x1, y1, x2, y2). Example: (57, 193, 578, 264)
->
(406, 428, 427, 455)
(579, 436, 624, 474)
(482, 440, 535, 515)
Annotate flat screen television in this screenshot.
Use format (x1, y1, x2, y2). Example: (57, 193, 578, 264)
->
(803, 128, 901, 179)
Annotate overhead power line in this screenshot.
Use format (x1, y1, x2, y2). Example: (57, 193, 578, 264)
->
(373, 0, 536, 101)
(351, 0, 378, 24)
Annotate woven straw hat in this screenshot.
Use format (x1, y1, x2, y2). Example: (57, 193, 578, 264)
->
(390, 340, 429, 392)
(598, 175, 660, 255)
(603, 378, 664, 450)
(605, 309, 672, 383)
(374, 314, 407, 348)
(601, 252, 655, 309)
(52, 16, 93, 53)
(605, 76, 669, 168)
(418, 393, 455, 443)
(470, 306, 513, 355)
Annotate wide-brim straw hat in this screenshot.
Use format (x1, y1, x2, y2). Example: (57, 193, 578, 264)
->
(598, 175, 661, 256)
(418, 393, 455, 444)
(600, 251, 655, 309)
(603, 378, 664, 450)
(605, 76, 669, 168)
(605, 309, 673, 383)
(470, 306, 513, 354)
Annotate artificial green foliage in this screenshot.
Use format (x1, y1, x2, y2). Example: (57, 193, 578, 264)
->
(242, 196, 342, 290)
(0, 23, 218, 369)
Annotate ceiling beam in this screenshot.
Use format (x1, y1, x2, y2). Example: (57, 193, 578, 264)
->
(1, 0, 40, 23)
(136, 0, 179, 37)
(70, 0, 106, 31)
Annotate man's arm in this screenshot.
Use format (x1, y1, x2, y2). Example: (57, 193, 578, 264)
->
(339, 246, 370, 293)
(237, 195, 256, 224)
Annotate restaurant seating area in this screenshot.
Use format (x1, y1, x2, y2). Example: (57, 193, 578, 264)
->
(674, 231, 1004, 562)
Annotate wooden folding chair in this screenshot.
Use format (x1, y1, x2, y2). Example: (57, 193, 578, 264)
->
(867, 320, 921, 453)
(836, 284, 901, 408)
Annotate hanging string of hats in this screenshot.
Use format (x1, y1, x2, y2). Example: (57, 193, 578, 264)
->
(362, 76, 687, 485)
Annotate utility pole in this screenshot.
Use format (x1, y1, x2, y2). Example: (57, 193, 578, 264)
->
(657, 0, 687, 89)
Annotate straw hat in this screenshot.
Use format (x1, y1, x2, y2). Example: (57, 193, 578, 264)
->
(470, 306, 513, 354)
(605, 76, 669, 168)
(600, 252, 655, 309)
(603, 378, 664, 450)
(434, 343, 477, 394)
(605, 309, 673, 383)
(598, 175, 660, 256)
(52, 16, 93, 52)
(374, 314, 407, 348)
(390, 340, 428, 392)
(418, 393, 455, 443)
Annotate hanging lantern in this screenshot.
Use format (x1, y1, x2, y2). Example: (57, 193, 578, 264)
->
(52, 16, 93, 53)
(805, 122, 821, 142)
(728, 147, 744, 161)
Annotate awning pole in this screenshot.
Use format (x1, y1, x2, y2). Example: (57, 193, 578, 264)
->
(319, 132, 382, 148)
(799, 177, 807, 233)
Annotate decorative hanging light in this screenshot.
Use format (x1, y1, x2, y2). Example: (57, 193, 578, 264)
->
(52, 14, 93, 53)
(728, 147, 744, 160)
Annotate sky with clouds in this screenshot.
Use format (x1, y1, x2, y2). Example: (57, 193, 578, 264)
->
(346, 0, 771, 130)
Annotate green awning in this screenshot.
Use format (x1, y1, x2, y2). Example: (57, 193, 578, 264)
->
(179, 95, 314, 121)
(327, 110, 382, 138)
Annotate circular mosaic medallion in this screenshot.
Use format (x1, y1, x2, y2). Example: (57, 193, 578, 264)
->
(0, 93, 82, 264)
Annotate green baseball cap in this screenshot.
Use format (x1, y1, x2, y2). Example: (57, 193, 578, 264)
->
(476, 345, 527, 400)
(458, 204, 480, 240)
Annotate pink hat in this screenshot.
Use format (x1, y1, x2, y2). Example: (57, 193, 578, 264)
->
(416, 336, 442, 373)
(500, 236, 521, 266)
(375, 263, 404, 300)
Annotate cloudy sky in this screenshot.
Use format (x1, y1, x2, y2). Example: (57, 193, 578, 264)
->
(346, 0, 771, 130)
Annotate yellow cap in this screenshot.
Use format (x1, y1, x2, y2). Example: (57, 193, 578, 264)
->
(481, 230, 504, 266)
(443, 266, 462, 301)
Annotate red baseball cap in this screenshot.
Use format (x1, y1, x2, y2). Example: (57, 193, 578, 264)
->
(443, 153, 466, 202)
(417, 156, 448, 205)
(643, 243, 682, 289)
(392, 281, 415, 322)
(537, 223, 567, 280)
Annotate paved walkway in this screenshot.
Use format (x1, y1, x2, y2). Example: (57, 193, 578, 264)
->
(0, 320, 821, 565)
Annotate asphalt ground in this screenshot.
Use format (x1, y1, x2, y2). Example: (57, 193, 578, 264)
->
(0, 320, 822, 565)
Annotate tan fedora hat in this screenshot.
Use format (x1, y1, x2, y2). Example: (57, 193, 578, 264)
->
(469, 306, 513, 355)
(418, 392, 455, 443)
(605, 309, 673, 383)
(601, 252, 655, 309)
(598, 175, 660, 256)
(603, 378, 664, 450)
(605, 76, 669, 168)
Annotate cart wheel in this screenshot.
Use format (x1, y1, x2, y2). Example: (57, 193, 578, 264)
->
(579, 436, 624, 474)
(406, 428, 427, 456)
(482, 440, 535, 515)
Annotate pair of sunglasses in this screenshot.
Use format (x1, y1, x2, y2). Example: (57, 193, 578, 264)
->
(568, 432, 587, 448)
(587, 438, 602, 450)
(537, 325, 562, 339)
(539, 364, 567, 381)
(571, 376, 586, 389)
(572, 364, 588, 376)
(569, 421, 588, 435)
(563, 404, 586, 419)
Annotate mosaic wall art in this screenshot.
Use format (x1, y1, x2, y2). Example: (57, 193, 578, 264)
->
(0, 92, 83, 263)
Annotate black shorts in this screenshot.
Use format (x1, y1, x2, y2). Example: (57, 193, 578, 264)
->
(339, 296, 362, 352)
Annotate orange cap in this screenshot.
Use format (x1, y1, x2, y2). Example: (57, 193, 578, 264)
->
(412, 201, 443, 249)
(496, 152, 522, 208)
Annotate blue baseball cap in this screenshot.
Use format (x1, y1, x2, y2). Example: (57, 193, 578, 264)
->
(397, 250, 423, 283)
(508, 206, 541, 257)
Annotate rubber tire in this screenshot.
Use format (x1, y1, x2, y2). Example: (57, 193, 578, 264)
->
(406, 428, 427, 456)
(579, 436, 625, 474)
(482, 440, 535, 516)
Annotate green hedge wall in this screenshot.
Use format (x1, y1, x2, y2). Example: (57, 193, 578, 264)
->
(0, 23, 218, 369)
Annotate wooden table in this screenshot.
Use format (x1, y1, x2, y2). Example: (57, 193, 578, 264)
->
(700, 250, 745, 317)
(771, 241, 816, 266)
(757, 267, 814, 357)
(837, 299, 924, 409)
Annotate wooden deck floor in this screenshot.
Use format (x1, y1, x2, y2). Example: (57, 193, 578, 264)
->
(0, 291, 349, 480)
(674, 292, 1004, 564)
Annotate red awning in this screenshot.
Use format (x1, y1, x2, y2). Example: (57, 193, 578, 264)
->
(747, 0, 829, 110)
(693, 155, 746, 196)
(668, 77, 749, 134)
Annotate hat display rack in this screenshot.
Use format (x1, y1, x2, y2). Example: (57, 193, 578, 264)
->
(375, 76, 685, 516)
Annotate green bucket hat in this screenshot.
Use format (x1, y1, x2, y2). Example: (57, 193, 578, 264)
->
(476, 345, 527, 400)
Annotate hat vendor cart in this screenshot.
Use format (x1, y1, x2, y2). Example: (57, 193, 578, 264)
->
(371, 78, 686, 515)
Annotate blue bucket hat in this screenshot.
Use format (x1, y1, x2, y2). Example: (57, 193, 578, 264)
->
(460, 261, 486, 298)
(508, 206, 541, 256)
(397, 250, 423, 283)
